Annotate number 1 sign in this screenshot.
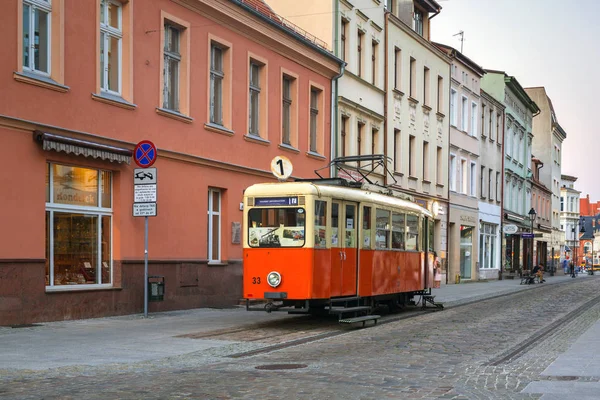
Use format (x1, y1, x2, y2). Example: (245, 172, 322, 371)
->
(270, 156, 293, 180)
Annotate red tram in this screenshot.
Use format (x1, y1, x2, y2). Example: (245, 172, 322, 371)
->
(242, 178, 440, 321)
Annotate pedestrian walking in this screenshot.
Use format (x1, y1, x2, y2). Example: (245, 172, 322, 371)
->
(433, 252, 442, 288)
(570, 261, 576, 278)
(562, 258, 569, 275)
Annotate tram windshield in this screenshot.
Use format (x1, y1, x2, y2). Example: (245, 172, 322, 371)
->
(248, 207, 306, 248)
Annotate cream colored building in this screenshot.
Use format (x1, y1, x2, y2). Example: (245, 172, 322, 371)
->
(266, 0, 386, 181)
(433, 43, 484, 282)
(385, 0, 450, 273)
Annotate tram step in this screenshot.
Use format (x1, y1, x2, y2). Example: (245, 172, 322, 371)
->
(339, 315, 381, 327)
(330, 296, 361, 303)
(328, 306, 372, 315)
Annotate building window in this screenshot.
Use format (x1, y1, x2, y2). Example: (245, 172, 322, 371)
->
(470, 162, 476, 196)
(449, 154, 457, 192)
(437, 76, 443, 113)
(423, 67, 430, 106)
(340, 115, 348, 157)
(357, 121, 364, 164)
(413, 8, 423, 36)
(496, 172, 501, 202)
(496, 113, 502, 143)
(409, 135, 415, 177)
(471, 102, 477, 136)
(23, 0, 52, 75)
(489, 109, 494, 140)
(249, 61, 261, 136)
(461, 159, 467, 194)
(450, 89, 457, 126)
(357, 30, 363, 77)
(423, 141, 429, 181)
(409, 57, 416, 98)
(163, 24, 181, 111)
(309, 87, 323, 154)
(46, 163, 112, 287)
(99, 0, 122, 94)
(479, 224, 497, 269)
(481, 104, 486, 137)
(394, 129, 401, 172)
(371, 40, 378, 85)
(282, 76, 292, 145)
(461, 96, 468, 132)
(394, 48, 401, 90)
(488, 168, 493, 200)
(208, 188, 221, 263)
(340, 18, 347, 61)
(436, 146, 442, 185)
(371, 127, 379, 157)
(480, 165, 485, 198)
(210, 43, 224, 125)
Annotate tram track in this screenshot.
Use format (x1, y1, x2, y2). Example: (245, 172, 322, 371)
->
(178, 278, 593, 360)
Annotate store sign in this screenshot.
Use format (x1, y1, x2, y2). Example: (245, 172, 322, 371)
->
(255, 197, 299, 207)
(503, 224, 518, 234)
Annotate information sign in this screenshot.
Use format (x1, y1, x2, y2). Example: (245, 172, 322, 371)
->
(270, 156, 293, 180)
(134, 184, 157, 202)
(134, 168, 157, 185)
(133, 203, 157, 217)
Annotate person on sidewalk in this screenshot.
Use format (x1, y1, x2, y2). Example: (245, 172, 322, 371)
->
(570, 261, 576, 278)
(433, 252, 442, 288)
(562, 258, 569, 275)
(532, 264, 545, 283)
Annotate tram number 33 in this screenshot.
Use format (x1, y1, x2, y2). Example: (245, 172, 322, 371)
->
(252, 277, 261, 284)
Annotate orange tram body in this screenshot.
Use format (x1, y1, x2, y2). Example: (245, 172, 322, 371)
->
(243, 179, 439, 319)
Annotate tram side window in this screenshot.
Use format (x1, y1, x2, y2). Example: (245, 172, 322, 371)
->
(428, 219, 434, 251)
(406, 213, 419, 251)
(314, 200, 327, 248)
(248, 208, 305, 248)
(392, 212, 405, 250)
(375, 209, 391, 249)
(331, 203, 340, 246)
(363, 206, 372, 249)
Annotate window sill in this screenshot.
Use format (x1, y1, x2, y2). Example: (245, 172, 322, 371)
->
(46, 284, 120, 293)
(393, 88, 405, 97)
(207, 262, 229, 267)
(156, 108, 193, 124)
(408, 96, 419, 105)
(306, 151, 326, 160)
(205, 122, 234, 136)
(422, 104, 432, 112)
(393, 171, 404, 177)
(436, 112, 445, 119)
(14, 71, 69, 93)
(423, 179, 431, 184)
(92, 92, 137, 110)
(278, 143, 300, 154)
(436, 183, 444, 188)
(244, 134, 271, 145)
(408, 175, 418, 181)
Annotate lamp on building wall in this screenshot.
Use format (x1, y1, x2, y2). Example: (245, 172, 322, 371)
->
(528, 208, 537, 271)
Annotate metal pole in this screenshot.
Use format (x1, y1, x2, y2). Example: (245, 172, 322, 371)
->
(592, 239, 595, 276)
(144, 215, 149, 317)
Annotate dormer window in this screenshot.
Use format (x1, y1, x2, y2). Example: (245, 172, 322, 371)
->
(413, 9, 424, 36)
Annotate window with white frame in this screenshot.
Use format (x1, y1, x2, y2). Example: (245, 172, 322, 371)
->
(460, 159, 467, 194)
(210, 43, 224, 125)
(282, 75, 292, 145)
(208, 188, 221, 263)
(249, 61, 261, 136)
(450, 89, 457, 126)
(163, 24, 181, 111)
(480, 165, 485, 198)
(100, 0, 122, 94)
(506, 124, 512, 157)
(488, 168, 492, 200)
(479, 223, 497, 269)
(46, 163, 112, 287)
(470, 161, 476, 196)
(413, 8, 424, 36)
(449, 154, 457, 191)
(310, 88, 320, 153)
(471, 102, 477, 136)
(461, 96, 468, 132)
(23, 0, 52, 75)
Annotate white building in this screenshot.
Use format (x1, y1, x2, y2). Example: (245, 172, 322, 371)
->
(560, 175, 581, 269)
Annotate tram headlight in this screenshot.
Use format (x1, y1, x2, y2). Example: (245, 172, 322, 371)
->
(267, 271, 282, 288)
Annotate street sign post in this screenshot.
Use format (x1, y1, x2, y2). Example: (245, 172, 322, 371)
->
(133, 141, 158, 318)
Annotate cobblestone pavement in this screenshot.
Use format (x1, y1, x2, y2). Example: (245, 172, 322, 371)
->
(2, 279, 600, 400)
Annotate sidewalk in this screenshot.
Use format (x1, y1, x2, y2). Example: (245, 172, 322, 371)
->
(0, 273, 591, 371)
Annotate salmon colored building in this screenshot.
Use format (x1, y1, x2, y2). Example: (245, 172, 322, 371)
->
(0, 0, 342, 325)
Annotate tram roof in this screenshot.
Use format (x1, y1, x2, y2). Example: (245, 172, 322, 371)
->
(245, 182, 433, 218)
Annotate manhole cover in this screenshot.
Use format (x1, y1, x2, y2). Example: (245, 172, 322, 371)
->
(255, 364, 308, 370)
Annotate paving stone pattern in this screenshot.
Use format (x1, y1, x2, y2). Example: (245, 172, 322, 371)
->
(2, 279, 600, 399)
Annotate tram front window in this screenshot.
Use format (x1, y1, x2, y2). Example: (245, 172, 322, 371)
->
(248, 208, 305, 248)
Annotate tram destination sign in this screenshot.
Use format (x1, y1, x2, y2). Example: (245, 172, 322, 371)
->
(255, 197, 299, 207)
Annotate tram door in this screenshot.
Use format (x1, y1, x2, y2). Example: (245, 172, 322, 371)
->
(331, 201, 358, 297)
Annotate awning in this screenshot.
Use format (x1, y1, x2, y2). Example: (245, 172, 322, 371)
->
(34, 131, 132, 164)
(564, 245, 572, 252)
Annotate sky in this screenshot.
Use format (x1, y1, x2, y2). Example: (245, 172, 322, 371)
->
(430, 0, 600, 201)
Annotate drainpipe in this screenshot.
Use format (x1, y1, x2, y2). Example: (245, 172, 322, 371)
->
(330, 0, 345, 178)
(383, 10, 388, 185)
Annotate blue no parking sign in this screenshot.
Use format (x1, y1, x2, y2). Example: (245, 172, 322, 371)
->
(134, 140, 157, 168)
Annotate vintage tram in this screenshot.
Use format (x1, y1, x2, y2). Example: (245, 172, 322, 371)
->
(242, 178, 441, 322)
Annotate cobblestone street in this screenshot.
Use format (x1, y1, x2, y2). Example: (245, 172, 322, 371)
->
(2, 278, 600, 399)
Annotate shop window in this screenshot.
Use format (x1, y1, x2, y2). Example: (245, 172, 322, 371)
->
(208, 188, 221, 262)
(45, 163, 112, 288)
